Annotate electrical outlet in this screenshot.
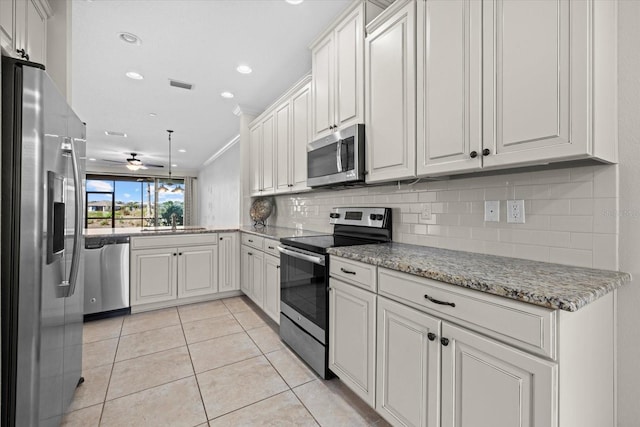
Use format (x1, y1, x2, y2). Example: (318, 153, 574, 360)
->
(421, 203, 432, 221)
(484, 201, 500, 222)
(507, 200, 526, 224)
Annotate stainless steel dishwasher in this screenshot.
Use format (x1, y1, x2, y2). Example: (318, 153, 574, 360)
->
(84, 235, 131, 319)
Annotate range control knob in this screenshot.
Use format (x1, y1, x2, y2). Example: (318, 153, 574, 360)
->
(375, 214, 384, 220)
(329, 213, 340, 219)
(369, 214, 377, 220)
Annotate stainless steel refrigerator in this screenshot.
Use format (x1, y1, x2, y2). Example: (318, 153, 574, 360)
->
(1, 57, 86, 426)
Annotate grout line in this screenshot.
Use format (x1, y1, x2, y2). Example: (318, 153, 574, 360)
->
(290, 382, 322, 427)
(97, 321, 122, 426)
(194, 353, 264, 377)
(177, 306, 210, 422)
(206, 389, 293, 423)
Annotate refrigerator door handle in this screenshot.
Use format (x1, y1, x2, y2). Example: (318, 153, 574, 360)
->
(60, 137, 82, 297)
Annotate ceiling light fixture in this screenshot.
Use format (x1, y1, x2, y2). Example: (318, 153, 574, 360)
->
(126, 164, 142, 171)
(125, 71, 144, 80)
(178, 149, 186, 153)
(285, 0, 304, 4)
(236, 65, 252, 74)
(88, 158, 96, 161)
(172, 184, 184, 194)
(105, 130, 127, 137)
(221, 91, 234, 99)
(118, 32, 141, 45)
(172, 164, 178, 167)
(149, 113, 157, 117)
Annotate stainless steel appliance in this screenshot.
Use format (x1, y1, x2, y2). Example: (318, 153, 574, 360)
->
(1, 57, 86, 426)
(307, 124, 365, 188)
(84, 236, 131, 319)
(278, 207, 392, 378)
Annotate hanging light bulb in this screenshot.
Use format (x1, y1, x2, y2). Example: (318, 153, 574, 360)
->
(157, 183, 169, 193)
(172, 184, 184, 193)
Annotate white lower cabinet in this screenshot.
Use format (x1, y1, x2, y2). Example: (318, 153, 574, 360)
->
(177, 245, 218, 299)
(441, 323, 556, 427)
(130, 234, 220, 309)
(263, 254, 281, 323)
(240, 233, 280, 324)
(329, 278, 377, 407)
(218, 232, 239, 293)
(130, 248, 178, 305)
(329, 257, 615, 427)
(376, 297, 440, 427)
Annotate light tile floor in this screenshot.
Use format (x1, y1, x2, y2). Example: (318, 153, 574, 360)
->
(62, 296, 390, 427)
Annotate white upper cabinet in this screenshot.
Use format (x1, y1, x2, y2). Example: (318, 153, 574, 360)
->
(413, 0, 617, 178)
(275, 101, 291, 193)
(416, 0, 482, 176)
(248, 75, 311, 196)
(290, 81, 311, 192)
(311, 2, 365, 139)
(364, 0, 416, 183)
(0, 0, 14, 52)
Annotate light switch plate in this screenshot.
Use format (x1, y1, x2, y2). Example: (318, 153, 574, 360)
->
(421, 203, 432, 221)
(507, 200, 526, 224)
(484, 201, 500, 222)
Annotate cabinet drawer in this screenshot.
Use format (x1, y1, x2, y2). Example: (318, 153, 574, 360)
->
(242, 233, 264, 250)
(330, 256, 377, 292)
(378, 268, 556, 359)
(131, 233, 218, 250)
(263, 238, 280, 257)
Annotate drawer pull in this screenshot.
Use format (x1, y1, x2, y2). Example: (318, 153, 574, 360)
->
(268, 246, 275, 250)
(248, 239, 254, 243)
(248, 252, 253, 256)
(427, 332, 436, 341)
(441, 337, 450, 346)
(424, 294, 456, 308)
(340, 268, 356, 275)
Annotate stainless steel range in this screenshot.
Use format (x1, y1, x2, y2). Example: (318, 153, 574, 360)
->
(278, 207, 392, 378)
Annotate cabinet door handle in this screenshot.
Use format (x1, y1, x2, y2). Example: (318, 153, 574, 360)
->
(340, 268, 356, 275)
(276, 265, 280, 269)
(424, 294, 456, 308)
(248, 252, 253, 256)
(220, 237, 223, 241)
(173, 253, 177, 256)
(427, 332, 437, 341)
(178, 252, 183, 256)
(248, 239, 253, 243)
(482, 148, 491, 156)
(441, 337, 450, 346)
(470, 151, 478, 158)
(16, 49, 29, 60)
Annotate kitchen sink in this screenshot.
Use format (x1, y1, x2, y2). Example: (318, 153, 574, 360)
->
(140, 226, 207, 232)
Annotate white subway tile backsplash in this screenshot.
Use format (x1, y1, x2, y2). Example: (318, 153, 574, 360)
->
(269, 165, 618, 269)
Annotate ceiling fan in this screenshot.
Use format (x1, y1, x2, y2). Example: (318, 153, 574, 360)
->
(100, 153, 164, 171)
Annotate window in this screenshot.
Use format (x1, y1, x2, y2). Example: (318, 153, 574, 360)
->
(86, 175, 185, 229)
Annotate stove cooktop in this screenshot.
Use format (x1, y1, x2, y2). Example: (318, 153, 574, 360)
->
(280, 234, 381, 254)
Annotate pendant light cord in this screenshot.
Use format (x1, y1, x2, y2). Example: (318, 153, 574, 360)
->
(167, 129, 174, 181)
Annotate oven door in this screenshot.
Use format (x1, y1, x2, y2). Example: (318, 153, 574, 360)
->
(278, 245, 328, 344)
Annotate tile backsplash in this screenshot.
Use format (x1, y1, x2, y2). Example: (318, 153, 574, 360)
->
(265, 164, 618, 270)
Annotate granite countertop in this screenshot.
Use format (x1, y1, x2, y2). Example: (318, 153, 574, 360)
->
(327, 242, 631, 312)
(239, 225, 325, 240)
(84, 225, 324, 240)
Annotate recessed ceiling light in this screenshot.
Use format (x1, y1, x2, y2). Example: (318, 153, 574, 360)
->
(125, 71, 144, 80)
(221, 91, 234, 99)
(149, 113, 157, 117)
(89, 158, 96, 161)
(172, 164, 178, 167)
(178, 149, 186, 153)
(236, 65, 252, 74)
(104, 130, 127, 137)
(285, 0, 304, 4)
(118, 32, 141, 45)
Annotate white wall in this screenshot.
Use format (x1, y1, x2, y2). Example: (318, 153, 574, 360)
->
(46, 0, 71, 100)
(616, 1, 640, 424)
(198, 142, 241, 227)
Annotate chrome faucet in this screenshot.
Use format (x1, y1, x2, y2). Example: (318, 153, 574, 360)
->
(171, 213, 177, 231)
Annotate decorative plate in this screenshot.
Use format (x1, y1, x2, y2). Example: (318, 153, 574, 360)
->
(250, 198, 274, 225)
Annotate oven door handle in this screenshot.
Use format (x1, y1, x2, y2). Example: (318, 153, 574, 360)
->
(277, 246, 326, 266)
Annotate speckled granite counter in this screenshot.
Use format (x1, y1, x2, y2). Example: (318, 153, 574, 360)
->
(84, 225, 323, 240)
(239, 225, 324, 240)
(327, 242, 631, 312)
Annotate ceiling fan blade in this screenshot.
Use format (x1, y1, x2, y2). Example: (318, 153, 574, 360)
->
(144, 163, 165, 168)
(101, 159, 127, 164)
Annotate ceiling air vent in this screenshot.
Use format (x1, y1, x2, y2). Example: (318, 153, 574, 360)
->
(169, 79, 194, 90)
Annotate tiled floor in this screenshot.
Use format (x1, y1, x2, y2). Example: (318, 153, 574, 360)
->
(62, 296, 389, 427)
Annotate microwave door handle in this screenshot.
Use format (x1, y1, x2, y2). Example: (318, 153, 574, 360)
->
(336, 140, 343, 173)
(60, 137, 82, 297)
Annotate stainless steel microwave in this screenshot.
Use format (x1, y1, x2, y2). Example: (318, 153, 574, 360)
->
(307, 124, 365, 188)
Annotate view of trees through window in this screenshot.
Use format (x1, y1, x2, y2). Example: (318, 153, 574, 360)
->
(86, 175, 185, 228)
